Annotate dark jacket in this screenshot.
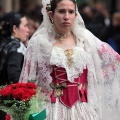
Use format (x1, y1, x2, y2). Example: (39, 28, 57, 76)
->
(0, 37, 26, 85)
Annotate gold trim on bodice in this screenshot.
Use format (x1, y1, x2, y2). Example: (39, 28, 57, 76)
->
(64, 49, 74, 67)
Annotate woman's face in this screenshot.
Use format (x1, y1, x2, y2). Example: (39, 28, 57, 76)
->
(51, 0, 77, 34)
(15, 17, 29, 42)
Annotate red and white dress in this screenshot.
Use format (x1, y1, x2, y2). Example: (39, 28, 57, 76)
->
(19, 28, 120, 120)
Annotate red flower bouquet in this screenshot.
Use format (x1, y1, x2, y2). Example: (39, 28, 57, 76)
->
(0, 82, 37, 101)
(0, 82, 45, 120)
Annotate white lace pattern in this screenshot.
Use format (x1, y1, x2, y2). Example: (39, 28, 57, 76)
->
(19, 0, 120, 119)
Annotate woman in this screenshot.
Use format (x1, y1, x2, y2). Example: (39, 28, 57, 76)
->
(0, 11, 29, 120)
(20, 0, 120, 120)
(0, 11, 29, 85)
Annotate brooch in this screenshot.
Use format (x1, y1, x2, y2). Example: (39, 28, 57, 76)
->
(64, 49, 74, 66)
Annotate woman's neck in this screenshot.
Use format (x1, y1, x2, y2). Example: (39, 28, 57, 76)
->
(54, 31, 76, 48)
(54, 27, 71, 41)
(54, 27, 71, 36)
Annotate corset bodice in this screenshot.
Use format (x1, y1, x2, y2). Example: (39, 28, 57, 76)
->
(50, 65, 88, 108)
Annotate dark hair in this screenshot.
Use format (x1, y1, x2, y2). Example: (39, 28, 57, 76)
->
(0, 11, 25, 39)
(50, 0, 76, 13)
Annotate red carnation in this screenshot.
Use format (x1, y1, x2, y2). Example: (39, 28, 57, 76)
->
(14, 83, 27, 88)
(12, 88, 25, 100)
(0, 86, 12, 97)
(26, 82, 37, 89)
(20, 88, 36, 101)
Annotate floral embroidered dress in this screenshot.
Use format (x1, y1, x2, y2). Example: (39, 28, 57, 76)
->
(19, 27, 120, 120)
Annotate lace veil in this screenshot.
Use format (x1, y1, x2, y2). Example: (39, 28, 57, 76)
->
(19, 0, 120, 119)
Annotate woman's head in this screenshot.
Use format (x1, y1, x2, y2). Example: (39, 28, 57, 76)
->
(0, 12, 29, 42)
(48, 0, 77, 35)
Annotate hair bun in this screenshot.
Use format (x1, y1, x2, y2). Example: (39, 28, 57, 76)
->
(0, 21, 11, 38)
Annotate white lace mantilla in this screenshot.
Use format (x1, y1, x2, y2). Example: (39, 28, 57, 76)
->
(18, 0, 120, 119)
(19, 27, 120, 120)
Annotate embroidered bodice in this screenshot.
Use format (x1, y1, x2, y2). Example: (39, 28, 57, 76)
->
(50, 65, 88, 107)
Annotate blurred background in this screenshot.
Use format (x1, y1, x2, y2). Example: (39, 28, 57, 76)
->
(0, 0, 120, 15)
(0, 0, 120, 54)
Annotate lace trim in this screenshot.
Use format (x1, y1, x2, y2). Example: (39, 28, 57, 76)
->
(19, 24, 120, 120)
(50, 46, 91, 82)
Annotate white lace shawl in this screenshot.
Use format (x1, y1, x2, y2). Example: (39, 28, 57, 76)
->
(19, 26, 120, 119)
(19, 0, 120, 119)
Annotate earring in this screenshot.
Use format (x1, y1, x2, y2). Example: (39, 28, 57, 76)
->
(13, 32, 18, 38)
(50, 18, 54, 24)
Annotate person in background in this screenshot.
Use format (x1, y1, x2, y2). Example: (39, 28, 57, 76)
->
(94, 1, 111, 27)
(20, 0, 120, 119)
(0, 11, 29, 85)
(27, 16, 40, 39)
(78, 3, 105, 39)
(0, 11, 29, 120)
(100, 12, 120, 54)
(0, 5, 5, 19)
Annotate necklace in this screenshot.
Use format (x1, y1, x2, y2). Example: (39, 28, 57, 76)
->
(56, 32, 71, 42)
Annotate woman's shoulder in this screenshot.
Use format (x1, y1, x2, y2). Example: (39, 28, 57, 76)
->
(9, 38, 20, 48)
(0, 38, 20, 50)
(7, 38, 25, 53)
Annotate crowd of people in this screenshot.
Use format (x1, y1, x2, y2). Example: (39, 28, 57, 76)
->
(0, 0, 120, 120)
(78, 2, 120, 54)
